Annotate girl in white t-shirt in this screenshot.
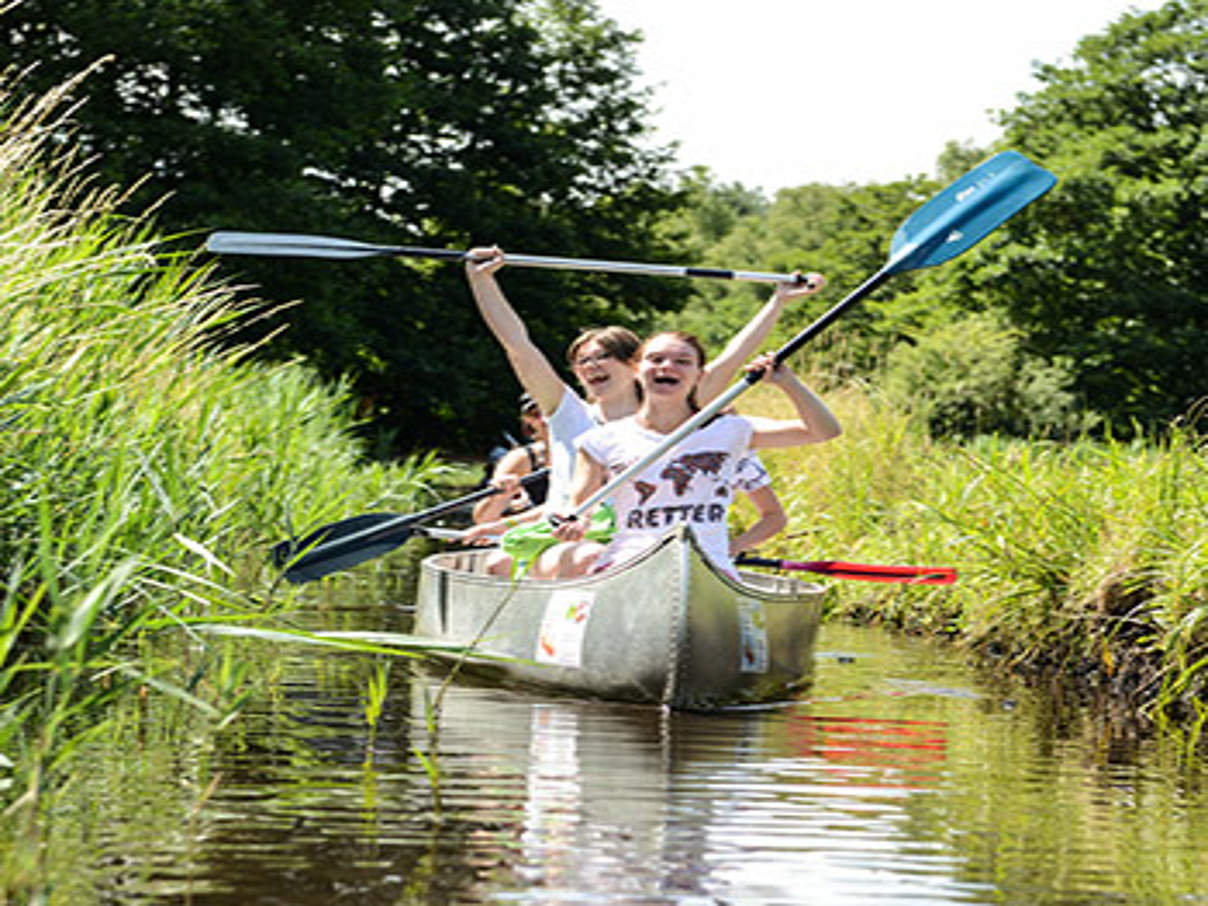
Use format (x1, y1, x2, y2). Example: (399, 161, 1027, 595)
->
(548, 332, 841, 577)
(461, 248, 826, 577)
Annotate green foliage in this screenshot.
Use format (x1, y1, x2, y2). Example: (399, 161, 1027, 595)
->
(656, 166, 770, 257)
(940, 0, 1208, 433)
(750, 387, 1208, 719)
(0, 68, 454, 874)
(0, 0, 687, 452)
(664, 173, 939, 372)
(882, 311, 1088, 438)
(662, 2, 1207, 441)
(934, 139, 992, 183)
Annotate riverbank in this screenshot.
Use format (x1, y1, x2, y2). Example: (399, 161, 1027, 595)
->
(0, 71, 454, 895)
(739, 382, 1208, 731)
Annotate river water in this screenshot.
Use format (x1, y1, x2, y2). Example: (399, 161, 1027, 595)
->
(82, 587, 1208, 905)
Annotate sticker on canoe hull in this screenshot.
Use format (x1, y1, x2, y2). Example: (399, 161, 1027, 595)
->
(536, 589, 595, 668)
(737, 598, 769, 673)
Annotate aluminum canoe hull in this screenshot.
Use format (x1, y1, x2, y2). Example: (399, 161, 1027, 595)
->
(412, 526, 823, 710)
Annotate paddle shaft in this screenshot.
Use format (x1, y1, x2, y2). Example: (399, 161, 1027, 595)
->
(570, 151, 1056, 518)
(205, 231, 815, 285)
(774, 268, 892, 366)
(281, 467, 550, 566)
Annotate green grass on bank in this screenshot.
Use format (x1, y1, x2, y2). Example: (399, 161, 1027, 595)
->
(0, 70, 452, 886)
(740, 381, 1208, 727)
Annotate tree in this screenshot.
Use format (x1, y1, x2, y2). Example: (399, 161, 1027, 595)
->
(934, 140, 990, 184)
(0, 0, 686, 451)
(942, 0, 1207, 432)
(882, 312, 1087, 438)
(664, 174, 941, 378)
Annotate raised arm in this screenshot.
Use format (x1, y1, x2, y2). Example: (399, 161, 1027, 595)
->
(465, 247, 566, 414)
(696, 272, 826, 406)
(745, 354, 842, 449)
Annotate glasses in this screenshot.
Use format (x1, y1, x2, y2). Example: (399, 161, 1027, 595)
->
(572, 351, 614, 369)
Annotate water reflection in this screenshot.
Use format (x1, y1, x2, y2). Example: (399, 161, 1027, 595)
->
(90, 615, 1208, 905)
(420, 678, 980, 905)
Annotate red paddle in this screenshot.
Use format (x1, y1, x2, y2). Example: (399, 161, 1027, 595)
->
(736, 554, 957, 585)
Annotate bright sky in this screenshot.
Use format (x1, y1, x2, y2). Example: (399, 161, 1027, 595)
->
(593, 0, 1166, 192)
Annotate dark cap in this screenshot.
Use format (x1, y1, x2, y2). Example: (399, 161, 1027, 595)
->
(518, 392, 539, 414)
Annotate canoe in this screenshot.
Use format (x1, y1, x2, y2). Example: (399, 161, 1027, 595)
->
(412, 524, 824, 710)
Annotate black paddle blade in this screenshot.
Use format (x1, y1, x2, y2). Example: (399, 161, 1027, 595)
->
(272, 513, 416, 584)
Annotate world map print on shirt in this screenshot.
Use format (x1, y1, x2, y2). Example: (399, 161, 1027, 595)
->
(623, 449, 733, 531)
(733, 452, 771, 492)
(660, 451, 729, 495)
(634, 480, 657, 504)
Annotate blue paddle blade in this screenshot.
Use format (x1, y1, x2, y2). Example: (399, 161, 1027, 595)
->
(887, 150, 1056, 274)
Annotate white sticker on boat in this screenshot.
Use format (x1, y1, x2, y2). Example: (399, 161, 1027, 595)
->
(536, 589, 595, 668)
(737, 598, 769, 674)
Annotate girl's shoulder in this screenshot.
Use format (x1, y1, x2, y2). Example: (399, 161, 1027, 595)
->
(579, 414, 639, 442)
(548, 387, 597, 441)
(494, 445, 535, 474)
(703, 412, 755, 440)
(577, 416, 654, 458)
(548, 385, 591, 420)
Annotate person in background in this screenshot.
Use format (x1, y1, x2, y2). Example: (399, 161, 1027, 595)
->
(472, 393, 550, 525)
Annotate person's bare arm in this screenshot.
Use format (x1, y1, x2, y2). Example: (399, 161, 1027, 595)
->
(462, 502, 546, 545)
(471, 447, 533, 524)
(550, 450, 607, 543)
(465, 248, 566, 414)
(729, 485, 788, 556)
(740, 415, 815, 447)
(697, 273, 825, 405)
(746, 354, 841, 448)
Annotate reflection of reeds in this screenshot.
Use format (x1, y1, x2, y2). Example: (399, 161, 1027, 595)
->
(411, 579, 528, 814)
(740, 381, 1208, 728)
(0, 66, 448, 879)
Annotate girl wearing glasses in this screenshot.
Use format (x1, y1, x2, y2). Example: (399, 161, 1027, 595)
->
(463, 247, 824, 577)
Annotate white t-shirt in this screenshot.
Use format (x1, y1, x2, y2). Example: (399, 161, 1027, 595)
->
(733, 452, 771, 493)
(544, 387, 600, 508)
(577, 413, 755, 572)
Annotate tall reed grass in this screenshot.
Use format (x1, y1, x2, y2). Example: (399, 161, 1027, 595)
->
(741, 380, 1208, 726)
(0, 69, 451, 889)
